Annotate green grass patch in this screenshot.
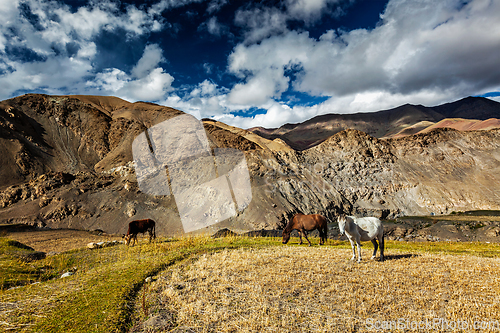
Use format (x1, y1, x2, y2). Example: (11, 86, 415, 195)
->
(409, 211, 500, 222)
(0, 238, 60, 290)
(457, 210, 500, 216)
(383, 240, 500, 257)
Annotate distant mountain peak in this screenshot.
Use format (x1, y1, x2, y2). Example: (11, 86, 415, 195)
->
(249, 97, 500, 150)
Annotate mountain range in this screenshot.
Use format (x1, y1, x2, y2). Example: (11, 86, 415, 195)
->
(249, 97, 500, 150)
(1, 94, 500, 237)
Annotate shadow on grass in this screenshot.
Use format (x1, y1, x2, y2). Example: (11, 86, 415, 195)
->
(382, 253, 419, 261)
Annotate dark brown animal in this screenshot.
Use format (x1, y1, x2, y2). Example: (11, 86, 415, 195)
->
(282, 213, 328, 246)
(123, 219, 156, 246)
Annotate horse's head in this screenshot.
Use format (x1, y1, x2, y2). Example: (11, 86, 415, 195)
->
(282, 230, 291, 244)
(337, 215, 347, 236)
(122, 234, 132, 245)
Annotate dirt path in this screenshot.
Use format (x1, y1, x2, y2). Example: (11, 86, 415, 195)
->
(1, 225, 123, 253)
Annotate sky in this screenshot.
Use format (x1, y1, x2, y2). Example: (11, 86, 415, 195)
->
(1, 0, 500, 129)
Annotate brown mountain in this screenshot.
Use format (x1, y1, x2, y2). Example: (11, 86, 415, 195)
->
(249, 97, 500, 150)
(1, 94, 500, 239)
(0, 94, 183, 187)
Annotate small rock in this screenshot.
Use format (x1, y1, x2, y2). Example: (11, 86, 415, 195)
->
(61, 272, 74, 278)
(125, 202, 137, 218)
(143, 312, 174, 331)
(90, 229, 105, 235)
(87, 242, 99, 249)
(39, 196, 51, 207)
(486, 227, 500, 237)
(211, 228, 238, 238)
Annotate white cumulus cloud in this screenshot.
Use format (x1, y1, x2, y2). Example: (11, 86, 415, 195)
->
(88, 44, 174, 101)
(220, 0, 500, 128)
(132, 44, 164, 79)
(0, 0, 173, 101)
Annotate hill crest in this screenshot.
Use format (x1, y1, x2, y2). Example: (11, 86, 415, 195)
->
(249, 97, 500, 150)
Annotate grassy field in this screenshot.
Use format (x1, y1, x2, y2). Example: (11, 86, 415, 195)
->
(393, 212, 500, 225)
(1, 235, 500, 332)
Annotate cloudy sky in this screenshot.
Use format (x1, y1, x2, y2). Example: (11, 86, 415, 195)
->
(1, 0, 499, 129)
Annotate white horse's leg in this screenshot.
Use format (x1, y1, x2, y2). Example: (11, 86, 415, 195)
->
(348, 238, 356, 261)
(371, 239, 378, 260)
(356, 237, 362, 262)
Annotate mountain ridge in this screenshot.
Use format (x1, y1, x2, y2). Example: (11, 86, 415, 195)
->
(249, 96, 500, 150)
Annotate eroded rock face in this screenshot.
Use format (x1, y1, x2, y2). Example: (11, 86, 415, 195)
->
(0, 172, 74, 208)
(1, 94, 500, 236)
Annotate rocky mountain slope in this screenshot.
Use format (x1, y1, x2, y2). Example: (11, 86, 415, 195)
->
(1, 94, 500, 237)
(249, 97, 500, 150)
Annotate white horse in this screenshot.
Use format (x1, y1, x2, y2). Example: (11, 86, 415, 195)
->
(338, 215, 384, 262)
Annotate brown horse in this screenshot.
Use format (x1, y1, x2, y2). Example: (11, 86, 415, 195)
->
(282, 213, 328, 246)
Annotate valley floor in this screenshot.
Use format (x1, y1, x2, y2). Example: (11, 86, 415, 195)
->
(131, 246, 500, 333)
(1, 226, 123, 253)
(1, 233, 500, 332)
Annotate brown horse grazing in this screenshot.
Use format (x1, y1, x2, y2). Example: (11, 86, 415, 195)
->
(282, 213, 328, 246)
(123, 219, 156, 246)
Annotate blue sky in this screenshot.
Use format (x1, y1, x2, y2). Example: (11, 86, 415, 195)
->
(1, 0, 499, 129)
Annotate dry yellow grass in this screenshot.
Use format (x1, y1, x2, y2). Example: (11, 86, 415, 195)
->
(145, 246, 500, 332)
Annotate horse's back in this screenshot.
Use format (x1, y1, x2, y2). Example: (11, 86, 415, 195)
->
(312, 214, 327, 225)
(295, 213, 326, 230)
(349, 216, 383, 241)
